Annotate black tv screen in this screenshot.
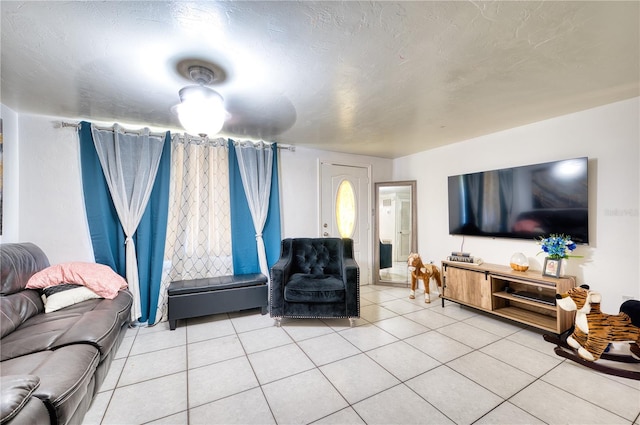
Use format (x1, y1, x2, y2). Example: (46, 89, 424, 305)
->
(448, 157, 589, 243)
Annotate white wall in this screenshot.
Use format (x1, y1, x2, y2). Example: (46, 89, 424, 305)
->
(16, 114, 94, 263)
(278, 146, 392, 237)
(393, 97, 640, 312)
(8, 99, 638, 311)
(10, 113, 394, 268)
(0, 105, 20, 243)
(278, 146, 393, 284)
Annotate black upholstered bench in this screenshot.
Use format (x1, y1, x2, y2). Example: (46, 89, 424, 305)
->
(167, 273, 268, 330)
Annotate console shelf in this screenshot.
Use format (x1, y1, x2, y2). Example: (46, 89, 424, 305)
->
(492, 291, 556, 310)
(441, 261, 576, 334)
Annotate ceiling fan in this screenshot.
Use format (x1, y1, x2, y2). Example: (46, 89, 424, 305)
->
(171, 58, 297, 140)
(172, 60, 229, 137)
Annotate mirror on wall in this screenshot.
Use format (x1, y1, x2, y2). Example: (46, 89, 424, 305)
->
(373, 181, 417, 285)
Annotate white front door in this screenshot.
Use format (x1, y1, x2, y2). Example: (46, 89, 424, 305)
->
(320, 162, 371, 285)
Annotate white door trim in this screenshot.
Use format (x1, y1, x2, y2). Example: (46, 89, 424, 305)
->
(318, 160, 372, 285)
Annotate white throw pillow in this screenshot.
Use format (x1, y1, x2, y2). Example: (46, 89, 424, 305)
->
(42, 285, 102, 313)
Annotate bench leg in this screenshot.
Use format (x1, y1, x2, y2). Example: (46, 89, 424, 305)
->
(169, 320, 177, 331)
(349, 318, 356, 328)
(274, 317, 282, 327)
(261, 305, 268, 315)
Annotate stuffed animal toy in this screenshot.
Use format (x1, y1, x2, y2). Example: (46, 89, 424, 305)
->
(556, 285, 640, 361)
(407, 253, 442, 303)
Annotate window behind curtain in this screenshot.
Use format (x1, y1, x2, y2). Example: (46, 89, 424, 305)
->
(155, 135, 232, 323)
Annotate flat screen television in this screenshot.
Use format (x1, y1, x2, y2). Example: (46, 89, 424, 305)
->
(448, 157, 589, 243)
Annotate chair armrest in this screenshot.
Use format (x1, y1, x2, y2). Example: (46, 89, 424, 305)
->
(343, 258, 359, 286)
(341, 239, 360, 317)
(379, 241, 393, 269)
(341, 238, 358, 283)
(269, 239, 293, 317)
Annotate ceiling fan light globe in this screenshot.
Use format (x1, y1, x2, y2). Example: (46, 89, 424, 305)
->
(174, 86, 227, 136)
(178, 85, 222, 104)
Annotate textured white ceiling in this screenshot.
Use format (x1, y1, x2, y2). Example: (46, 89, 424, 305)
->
(1, 1, 638, 158)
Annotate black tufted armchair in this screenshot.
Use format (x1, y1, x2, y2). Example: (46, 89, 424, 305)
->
(270, 238, 360, 326)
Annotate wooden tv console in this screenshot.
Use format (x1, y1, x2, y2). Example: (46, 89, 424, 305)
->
(441, 260, 576, 334)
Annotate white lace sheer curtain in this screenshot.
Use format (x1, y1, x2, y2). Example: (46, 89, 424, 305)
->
(234, 141, 273, 282)
(90, 124, 166, 322)
(155, 135, 232, 323)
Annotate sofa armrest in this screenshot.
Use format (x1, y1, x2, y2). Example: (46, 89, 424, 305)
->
(0, 375, 48, 424)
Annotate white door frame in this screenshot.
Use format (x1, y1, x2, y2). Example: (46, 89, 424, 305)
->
(318, 160, 372, 285)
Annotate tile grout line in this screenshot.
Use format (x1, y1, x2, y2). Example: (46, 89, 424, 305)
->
(231, 312, 280, 425)
(94, 284, 640, 424)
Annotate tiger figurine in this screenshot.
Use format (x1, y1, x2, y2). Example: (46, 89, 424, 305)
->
(556, 285, 640, 361)
(407, 253, 442, 303)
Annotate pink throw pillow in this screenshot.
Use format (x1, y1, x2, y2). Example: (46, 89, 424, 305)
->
(26, 262, 128, 299)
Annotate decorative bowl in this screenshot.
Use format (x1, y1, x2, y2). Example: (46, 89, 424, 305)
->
(509, 252, 529, 271)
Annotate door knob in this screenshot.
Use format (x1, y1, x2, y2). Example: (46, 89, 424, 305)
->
(323, 232, 329, 236)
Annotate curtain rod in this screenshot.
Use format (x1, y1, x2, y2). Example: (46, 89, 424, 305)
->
(56, 121, 295, 151)
(59, 121, 80, 129)
(56, 121, 167, 138)
(231, 140, 295, 152)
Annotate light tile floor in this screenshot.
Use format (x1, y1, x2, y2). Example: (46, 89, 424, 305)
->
(378, 262, 410, 283)
(83, 284, 640, 425)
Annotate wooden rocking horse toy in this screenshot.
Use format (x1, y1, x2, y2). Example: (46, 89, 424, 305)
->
(407, 253, 442, 303)
(543, 285, 640, 380)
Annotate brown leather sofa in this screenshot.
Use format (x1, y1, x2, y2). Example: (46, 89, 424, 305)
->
(0, 243, 132, 425)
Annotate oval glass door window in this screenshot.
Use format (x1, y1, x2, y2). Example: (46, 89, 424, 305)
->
(336, 180, 356, 238)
